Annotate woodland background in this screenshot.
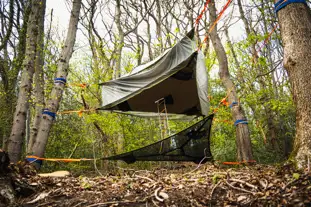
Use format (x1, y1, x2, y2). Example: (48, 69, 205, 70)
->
(0, 0, 299, 171)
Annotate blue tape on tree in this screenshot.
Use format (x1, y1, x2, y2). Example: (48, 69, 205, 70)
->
(274, 0, 307, 13)
(54, 77, 67, 84)
(229, 101, 238, 108)
(26, 157, 43, 165)
(234, 119, 248, 126)
(42, 109, 56, 119)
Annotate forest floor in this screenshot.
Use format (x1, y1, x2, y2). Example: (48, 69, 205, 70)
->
(7, 162, 311, 206)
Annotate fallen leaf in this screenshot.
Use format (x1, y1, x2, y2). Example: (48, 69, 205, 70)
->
(38, 171, 70, 177)
(27, 192, 50, 204)
(237, 195, 247, 202)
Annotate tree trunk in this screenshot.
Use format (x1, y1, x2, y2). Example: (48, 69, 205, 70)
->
(208, 0, 253, 161)
(1, 2, 31, 151)
(275, 1, 311, 168)
(113, 0, 124, 79)
(237, 0, 278, 150)
(224, 27, 241, 70)
(27, 0, 46, 153)
(155, 0, 163, 55)
(0, 2, 31, 151)
(146, 17, 153, 60)
(7, 0, 42, 162)
(30, 0, 82, 161)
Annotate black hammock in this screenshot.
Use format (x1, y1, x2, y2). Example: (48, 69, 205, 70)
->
(102, 114, 214, 164)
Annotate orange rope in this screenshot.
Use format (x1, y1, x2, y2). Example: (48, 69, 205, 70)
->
(57, 108, 97, 117)
(251, 24, 278, 64)
(195, 0, 211, 26)
(26, 155, 94, 163)
(209, 0, 232, 35)
(67, 83, 88, 88)
(213, 86, 234, 113)
(214, 118, 234, 125)
(198, 0, 233, 50)
(222, 160, 256, 165)
(220, 98, 229, 107)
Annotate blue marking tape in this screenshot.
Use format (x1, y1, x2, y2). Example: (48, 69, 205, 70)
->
(26, 157, 43, 165)
(42, 109, 56, 119)
(274, 0, 307, 13)
(54, 77, 67, 84)
(234, 119, 248, 126)
(229, 101, 238, 108)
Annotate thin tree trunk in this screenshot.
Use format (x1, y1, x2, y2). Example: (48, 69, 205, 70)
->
(155, 0, 163, 55)
(7, 0, 41, 162)
(0, 0, 14, 51)
(146, 18, 153, 60)
(275, 1, 311, 168)
(2, 2, 31, 151)
(113, 0, 124, 79)
(208, 0, 253, 161)
(237, 0, 257, 58)
(237, 0, 278, 150)
(113, 0, 127, 163)
(135, 29, 142, 66)
(224, 27, 240, 70)
(81, 94, 108, 142)
(31, 0, 82, 162)
(27, 0, 46, 154)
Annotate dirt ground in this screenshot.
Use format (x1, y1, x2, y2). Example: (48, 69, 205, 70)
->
(4, 162, 311, 207)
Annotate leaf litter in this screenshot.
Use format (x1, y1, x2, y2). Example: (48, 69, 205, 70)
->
(10, 162, 311, 206)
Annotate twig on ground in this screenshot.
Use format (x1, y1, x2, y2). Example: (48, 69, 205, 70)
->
(154, 187, 169, 202)
(225, 180, 255, 195)
(151, 199, 160, 207)
(259, 178, 268, 190)
(282, 179, 296, 190)
(210, 181, 222, 199)
(135, 175, 155, 183)
(37, 201, 56, 207)
(154, 187, 164, 202)
(116, 167, 136, 172)
(229, 178, 258, 191)
(27, 191, 51, 204)
(72, 200, 88, 207)
(86, 195, 152, 207)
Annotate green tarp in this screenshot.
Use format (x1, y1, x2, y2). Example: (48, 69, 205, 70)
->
(99, 29, 209, 116)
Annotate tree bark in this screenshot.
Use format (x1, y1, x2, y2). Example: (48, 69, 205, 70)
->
(30, 0, 82, 161)
(1, 1, 31, 151)
(113, 0, 124, 79)
(27, 0, 46, 154)
(146, 17, 153, 60)
(155, 0, 163, 55)
(208, 0, 253, 161)
(7, 0, 42, 162)
(275, 1, 311, 168)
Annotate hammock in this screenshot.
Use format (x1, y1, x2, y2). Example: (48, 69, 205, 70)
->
(102, 114, 214, 163)
(99, 30, 213, 163)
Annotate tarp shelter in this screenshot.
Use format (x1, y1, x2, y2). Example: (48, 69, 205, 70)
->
(99, 29, 209, 116)
(102, 114, 214, 163)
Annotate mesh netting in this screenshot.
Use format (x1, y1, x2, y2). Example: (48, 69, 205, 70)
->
(102, 114, 214, 164)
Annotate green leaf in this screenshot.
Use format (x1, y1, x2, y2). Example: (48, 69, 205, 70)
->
(292, 173, 300, 180)
(212, 174, 225, 184)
